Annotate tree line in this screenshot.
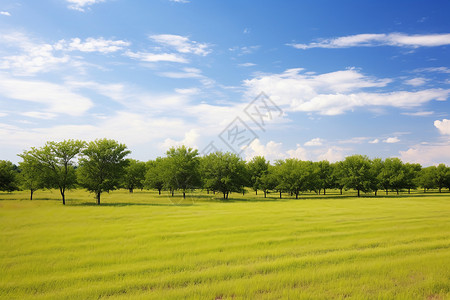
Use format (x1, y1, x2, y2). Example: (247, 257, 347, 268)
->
(1, 139, 450, 204)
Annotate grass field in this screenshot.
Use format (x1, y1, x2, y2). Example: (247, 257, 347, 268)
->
(0, 189, 449, 299)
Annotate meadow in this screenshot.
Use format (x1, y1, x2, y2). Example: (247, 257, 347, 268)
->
(0, 189, 449, 299)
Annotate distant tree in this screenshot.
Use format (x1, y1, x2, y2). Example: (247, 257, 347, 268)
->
(435, 164, 450, 193)
(380, 158, 405, 195)
(78, 139, 130, 205)
(164, 146, 201, 199)
(370, 158, 383, 196)
(258, 165, 278, 198)
(417, 166, 437, 192)
(315, 160, 333, 195)
(25, 140, 85, 205)
(0, 160, 18, 192)
(17, 152, 46, 200)
(247, 156, 269, 195)
(200, 152, 247, 200)
(341, 155, 373, 197)
(144, 158, 166, 195)
(403, 163, 421, 194)
(122, 159, 146, 193)
(331, 161, 346, 195)
(275, 159, 315, 199)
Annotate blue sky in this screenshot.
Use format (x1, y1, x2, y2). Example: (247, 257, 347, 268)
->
(0, 0, 449, 165)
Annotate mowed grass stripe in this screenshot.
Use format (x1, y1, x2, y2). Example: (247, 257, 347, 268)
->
(0, 190, 449, 299)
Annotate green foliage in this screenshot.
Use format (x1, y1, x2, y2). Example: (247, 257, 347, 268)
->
(23, 139, 85, 204)
(0, 160, 18, 192)
(200, 152, 247, 199)
(341, 155, 373, 197)
(17, 152, 47, 200)
(122, 159, 146, 193)
(78, 139, 130, 204)
(144, 158, 166, 194)
(246, 156, 269, 194)
(164, 146, 201, 198)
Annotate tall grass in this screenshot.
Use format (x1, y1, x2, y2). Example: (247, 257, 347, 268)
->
(0, 189, 449, 299)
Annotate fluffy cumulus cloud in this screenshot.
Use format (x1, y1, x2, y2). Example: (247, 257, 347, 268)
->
(244, 68, 449, 115)
(290, 33, 450, 49)
(244, 139, 286, 162)
(66, 0, 106, 12)
(434, 119, 450, 135)
(1, 11, 11, 16)
(383, 137, 400, 143)
(304, 138, 324, 146)
(149, 34, 211, 56)
(400, 142, 450, 166)
(160, 129, 199, 150)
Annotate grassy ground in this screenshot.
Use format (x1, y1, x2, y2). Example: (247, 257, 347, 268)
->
(0, 189, 449, 299)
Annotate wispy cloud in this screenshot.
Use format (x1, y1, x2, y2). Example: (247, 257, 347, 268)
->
(169, 0, 190, 3)
(55, 38, 130, 53)
(0, 11, 11, 16)
(125, 51, 188, 63)
(404, 77, 428, 86)
(289, 33, 450, 49)
(238, 62, 256, 67)
(244, 68, 449, 115)
(304, 137, 324, 146)
(401, 111, 434, 117)
(383, 137, 400, 143)
(66, 0, 106, 12)
(149, 34, 211, 56)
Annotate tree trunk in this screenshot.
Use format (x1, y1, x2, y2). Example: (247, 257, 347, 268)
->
(386, 189, 388, 195)
(171, 190, 174, 197)
(242, 189, 245, 196)
(439, 187, 442, 193)
(129, 188, 133, 193)
(374, 190, 377, 196)
(357, 189, 360, 197)
(223, 192, 226, 199)
(323, 188, 326, 195)
(30, 189, 34, 201)
(340, 188, 343, 195)
(264, 190, 267, 198)
(295, 191, 298, 199)
(408, 188, 411, 194)
(396, 189, 399, 195)
(255, 190, 257, 195)
(424, 187, 426, 193)
(226, 192, 229, 199)
(207, 189, 209, 194)
(279, 191, 282, 199)
(60, 187, 66, 205)
(318, 188, 321, 195)
(183, 191, 186, 199)
(158, 188, 161, 195)
(96, 191, 101, 205)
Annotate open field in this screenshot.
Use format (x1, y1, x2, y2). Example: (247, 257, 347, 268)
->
(1, 189, 449, 299)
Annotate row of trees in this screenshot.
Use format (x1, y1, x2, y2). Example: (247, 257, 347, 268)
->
(1, 139, 450, 204)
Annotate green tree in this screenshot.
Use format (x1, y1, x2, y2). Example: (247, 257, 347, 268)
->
(78, 139, 130, 205)
(275, 159, 315, 199)
(417, 166, 437, 192)
(370, 158, 383, 196)
(0, 160, 18, 192)
(379, 158, 405, 195)
(315, 160, 333, 195)
(26, 140, 85, 205)
(200, 152, 247, 199)
(164, 146, 201, 199)
(122, 159, 146, 193)
(435, 164, 450, 193)
(331, 161, 346, 195)
(247, 156, 269, 195)
(403, 163, 421, 194)
(17, 152, 46, 200)
(258, 165, 278, 198)
(341, 155, 373, 197)
(144, 158, 166, 195)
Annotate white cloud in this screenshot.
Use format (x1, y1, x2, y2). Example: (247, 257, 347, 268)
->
(399, 141, 450, 166)
(244, 68, 449, 115)
(169, 0, 190, 3)
(369, 139, 379, 144)
(159, 67, 203, 79)
(286, 144, 308, 160)
(290, 33, 450, 49)
(317, 146, 345, 162)
(55, 38, 130, 53)
(383, 137, 400, 143)
(229, 45, 260, 56)
(414, 67, 450, 74)
(149, 34, 211, 56)
(160, 129, 199, 150)
(1, 11, 11, 16)
(0, 112, 7, 117)
(238, 62, 256, 67)
(434, 119, 450, 135)
(304, 137, 324, 146)
(125, 51, 188, 63)
(21, 111, 57, 119)
(0, 74, 93, 116)
(66, 0, 105, 12)
(404, 77, 428, 86)
(401, 111, 434, 117)
(244, 139, 286, 162)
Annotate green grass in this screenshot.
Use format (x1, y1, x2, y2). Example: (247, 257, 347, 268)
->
(0, 189, 449, 299)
